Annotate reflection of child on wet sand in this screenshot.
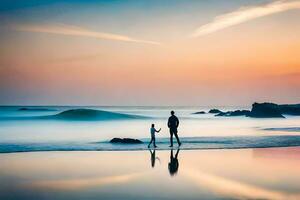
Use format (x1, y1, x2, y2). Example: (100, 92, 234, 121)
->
(149, 149, 160, 168)
(148, 124, 161, 148)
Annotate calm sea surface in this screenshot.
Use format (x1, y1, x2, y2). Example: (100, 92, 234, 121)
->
(0, 106, 299, 151)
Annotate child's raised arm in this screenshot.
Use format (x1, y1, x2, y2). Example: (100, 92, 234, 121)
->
(156, 128, 161, 133)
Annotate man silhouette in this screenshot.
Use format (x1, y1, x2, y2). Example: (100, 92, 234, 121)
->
(168, 110, 181, 147)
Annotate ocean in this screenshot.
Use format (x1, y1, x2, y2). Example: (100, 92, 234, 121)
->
(0, 106, 300, 153)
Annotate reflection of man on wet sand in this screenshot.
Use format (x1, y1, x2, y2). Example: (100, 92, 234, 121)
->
(149, 149, 160, 168)
(168, 149, 180, 176)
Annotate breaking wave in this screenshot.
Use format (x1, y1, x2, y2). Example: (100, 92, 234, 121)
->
(44, 109, 148, 120)
(0, 109, 149, 121)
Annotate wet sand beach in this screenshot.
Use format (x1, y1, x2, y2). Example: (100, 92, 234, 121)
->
(1, 147, 300, 200)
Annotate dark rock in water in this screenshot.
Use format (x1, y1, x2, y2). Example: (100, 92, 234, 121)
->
(247, 102, 284, 118)
(192, 111, 206, 114)
(208, 109, 222, 114)
(278, 104, 300, 115)
(216, 110, 250, 117)
(110, 138, 143, 144)
(230, 110, 251, 116)
(213, 103, 287, 118)
(210, 102, 300, 118)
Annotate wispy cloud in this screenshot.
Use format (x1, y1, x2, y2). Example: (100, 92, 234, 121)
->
(191, 0, 300, 37)
(12, 23, 161, 45)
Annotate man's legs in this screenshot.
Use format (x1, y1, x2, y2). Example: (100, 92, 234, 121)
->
(153, 137, 157, 147)
(173, 130, 181, 146)
(169, 129, 173, 147)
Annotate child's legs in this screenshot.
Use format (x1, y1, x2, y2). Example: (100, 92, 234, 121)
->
(149, 134, 155, 146)
(148, 137, 153, 146)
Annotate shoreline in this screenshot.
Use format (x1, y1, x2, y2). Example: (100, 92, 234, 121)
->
(2, 134, 300, 153)
(1, 145, 300, 154)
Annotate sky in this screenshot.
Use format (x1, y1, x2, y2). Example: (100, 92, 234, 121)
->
(0, 0, 299, 106)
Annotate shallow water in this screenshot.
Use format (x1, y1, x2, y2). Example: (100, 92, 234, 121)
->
(0, 147, 300, 200)
(1, 135, 300, 153)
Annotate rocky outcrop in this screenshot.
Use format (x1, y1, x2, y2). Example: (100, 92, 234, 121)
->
(247, 103, 284, 118)
(208, 109, 222, 114)
(200, 103, 300, 118)
(216, 110, 251, 117)
(278, 104, 300, 115)
(110, 138, 143, 144)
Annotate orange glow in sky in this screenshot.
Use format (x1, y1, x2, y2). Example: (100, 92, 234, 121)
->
(0, 0, 299, 105)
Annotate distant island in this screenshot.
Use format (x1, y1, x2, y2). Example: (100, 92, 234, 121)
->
(18, 107, 57, 111)
(192, 111, 206, 114)
(194, 102, 300, 118)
